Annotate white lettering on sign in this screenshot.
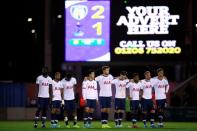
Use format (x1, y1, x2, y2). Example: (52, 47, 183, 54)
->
(116, 6, 180, 35)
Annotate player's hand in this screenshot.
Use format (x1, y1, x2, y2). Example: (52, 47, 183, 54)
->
(164, 76, 167, 80)
(127, 97, 131, 100)
(139, 103, 142, 108)
(34, 97, 38, 102)
(153, 104, 157, 109)
(165, 102, 168, 108)
(96, 100, 99, 105)
(84, 99, 87, 105)
(61, 100, 65, 106)
(49, 100, 52, 109)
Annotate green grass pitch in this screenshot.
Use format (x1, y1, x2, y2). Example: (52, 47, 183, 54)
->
(0, 121, 197, 131)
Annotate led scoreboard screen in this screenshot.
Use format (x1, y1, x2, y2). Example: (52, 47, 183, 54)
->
(111, 0, 185, 61)
(65, 0, 110, 62)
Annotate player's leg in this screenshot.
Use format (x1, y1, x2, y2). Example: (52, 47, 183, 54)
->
(130, 100, 139, 128)
(114, 98, 119, 127)
(41, 98, 49, 128)
(64, 100, 70, 128)
(118, 99, 125, 127)
(149, 99, 156, 128)
(100, 97, 107, 127)
(100, 97, 111, 128)
(87, 100, 96, 128)
(101, 108, 106, 126)
(118, 110, 124, 127)
(156, 99, 165, 128)
(101, 108, 108, 127)
(51, 103, 56, 128)
(141, 99, 148, 127)
(114, 110, 119, 127)
(34, 98, 41, 128)
(88, 108, 94, 127)
(105, 97, 112, 128)
(54, 101, 61, 128)
(71, 100, 79, 128)
(83, 106, 89, 128)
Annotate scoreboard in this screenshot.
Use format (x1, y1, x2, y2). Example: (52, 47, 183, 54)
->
(65, 0, 110, 62)
(65, 0, 185, 62)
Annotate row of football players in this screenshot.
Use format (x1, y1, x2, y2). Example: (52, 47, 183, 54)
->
(33, 66, 169, 128)
(82, 66, 169, 128)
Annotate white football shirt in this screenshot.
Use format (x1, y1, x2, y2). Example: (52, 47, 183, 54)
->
(61, 77, 77, 100)
(153, 77, 169, 100)
(126, 82, 142, 100)
(141, 78, 155, 99)
(82, 80, 98, 100)
(112, 79, 129, 99)
(95, 74, 113, 97)
(52, 80, 63, 101)
(36, 75, 53, 98)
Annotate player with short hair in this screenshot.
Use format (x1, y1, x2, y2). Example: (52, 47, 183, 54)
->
(140, 71, 156, 128)
(61, 73, 80, 128)
(51, 72, 63, 128)
(126, 73, 142, 128)
(153, 68, 169, 128)
(95, 66, 113, 128)
(112, 71, 129, 128)
(34, 67, 52, 128)
(82, 69, 98, 128)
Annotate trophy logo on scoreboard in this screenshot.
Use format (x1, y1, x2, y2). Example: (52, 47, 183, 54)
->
(70, 5, 88, 37)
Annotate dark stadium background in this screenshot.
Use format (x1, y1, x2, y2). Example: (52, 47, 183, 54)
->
(0, 0, 197, 121)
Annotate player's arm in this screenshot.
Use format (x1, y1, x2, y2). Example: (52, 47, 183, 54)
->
(95, 75, 100, 82)
(111, 78, 117, 86)
(60, 82, 64, 105)
(73, 84, 77, 96)
(60, 86, 64, 99)
(126, 82, 131, 100)
(61, 89, 64, 105)
(165, 85, 170, 94)
(151, 79, 156, 107)
(73, 78, 78, 96)
(127, 91, 131, 100)
(96, 96, 99, 105)
(129, 79, 134, 83)
(35, 84, 39, 100)
(49, 84, 53, 103)
(82, 81, 87, 102)
(49, 78, 53, 99)
(112, 76, 119, 81)
(139, 89, 143, 100)
(152, 86, 156, 105)
(95, 75, 101, 93)
(95, 84, 99, 104)
(164, 76, 167, 80)
(165, 79, 170, 94)
(110, 74, 114, 80)
(124, 75, 128, 80)
(35, 76, 40, 99)
(139, 83, 143, 100)
(165, 79, 170, 107)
